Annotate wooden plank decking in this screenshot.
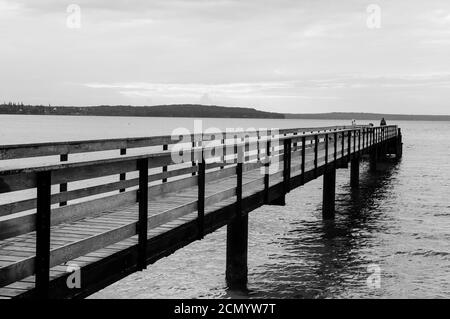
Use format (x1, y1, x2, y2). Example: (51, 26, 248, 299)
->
(0, 125, 401, 298)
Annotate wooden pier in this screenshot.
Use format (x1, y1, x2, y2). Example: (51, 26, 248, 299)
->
(0, 125, 402, 299)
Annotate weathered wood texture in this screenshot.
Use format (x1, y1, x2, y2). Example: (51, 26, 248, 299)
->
(0, 125, 400, 298)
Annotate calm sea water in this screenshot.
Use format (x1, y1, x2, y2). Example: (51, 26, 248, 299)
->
(1, 115, 449, 298)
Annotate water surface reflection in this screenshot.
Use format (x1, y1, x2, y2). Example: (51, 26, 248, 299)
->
(245, 162, 400, 298)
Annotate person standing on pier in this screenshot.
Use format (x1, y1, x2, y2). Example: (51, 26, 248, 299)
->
(380, 117, 387, 126)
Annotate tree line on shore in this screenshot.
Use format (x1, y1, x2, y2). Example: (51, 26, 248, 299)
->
(1, 103, 448, 121)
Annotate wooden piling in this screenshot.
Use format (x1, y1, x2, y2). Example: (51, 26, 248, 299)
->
(396, 128, 403, 159)
(322, 167, 336, 219)
(226, 213, 248, 289)
(264, 137, 271, 204)
(197, 150, 205, 239)
(137, 158, 149, 270)
(36, 171, 52, 298)
(350, 158, 359, 188)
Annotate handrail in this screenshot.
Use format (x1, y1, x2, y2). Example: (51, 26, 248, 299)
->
(0, 126, 397, 175)
(0, 125, 362, 161)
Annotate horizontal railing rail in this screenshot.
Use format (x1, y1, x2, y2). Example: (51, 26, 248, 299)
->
(0, 125, 360, 161)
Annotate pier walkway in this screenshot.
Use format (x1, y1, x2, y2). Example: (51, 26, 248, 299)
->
(0, 125, 402, 298)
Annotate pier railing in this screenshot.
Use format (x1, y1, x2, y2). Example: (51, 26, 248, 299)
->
(0, 125, 399, 292)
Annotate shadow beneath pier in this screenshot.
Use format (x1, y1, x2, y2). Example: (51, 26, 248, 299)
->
(338, 160, 400, 222)
(247, 160, 401, 298)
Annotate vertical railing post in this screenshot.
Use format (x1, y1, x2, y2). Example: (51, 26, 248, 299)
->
(162, 144, 168, 183)
(333, 132, 337, 167)
(374, 127, 377, 146)
(221, 138, 226, 169)
(325, 133, 329, 165)
(362, 129, 365, 153)
(341, 131, 345, 162)
(377, 127, 380, 144)
(301, 136, 306, 185)
(119, 148, 126, 192)
(347, 130, 352, 161)
(197, 147, 205, 239)
(236, 143, 243, 216)
(374, 128, 377, 154)
(377, 127, 381, 160)
(256, 131, 260, 163)
(59, 154, 68, 206)
(396, 127, 403, 159)
(372, 128, 375, 148)
(192, 141, 197, 176)
(359, 129, 362, 155)
(288, 139, 292, 182)
(233, 134, 239, 167)
(244, 135, 250, 163)
(264, 136, 271, 204)
(378, 127, 381, 153)
(36, 170, 52, 298)
(137, 158, 148, 270)
(372, 127, 377, 148)
(366, 128, 369, 148)
(283, 138, 291, 193)
(314, 134, 318, 177)
(293, 132, 298, 151)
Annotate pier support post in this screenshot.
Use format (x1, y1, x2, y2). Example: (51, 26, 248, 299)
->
(396, 128, 403, 159)
(226, 142, 248, 289)
(350, 158, 360, 188)
(36, 171, 52, 298)
(370, 144, 379, 171)
(322, 167, 336, 220)
(226, 214, 248, 289)
(137, 158, 149, 270)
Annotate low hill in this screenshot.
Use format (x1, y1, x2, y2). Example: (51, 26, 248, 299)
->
(1, 103, 449, 121)
(0, 104, 283, 119)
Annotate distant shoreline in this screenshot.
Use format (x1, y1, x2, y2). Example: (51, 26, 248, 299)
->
(1, 104, 449, 121)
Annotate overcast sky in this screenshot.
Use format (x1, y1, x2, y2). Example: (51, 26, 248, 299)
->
(1, 0, 450, 114)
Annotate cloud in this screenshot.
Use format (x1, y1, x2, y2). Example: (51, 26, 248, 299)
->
(85, 81, 297, 98)
(85, 72, 450, 99)
(0, 0, 23, 17)
(2, 0, 450, 114)
(84, 81, 344, 106)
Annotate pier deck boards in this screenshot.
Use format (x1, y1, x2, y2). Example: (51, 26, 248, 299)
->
(0, 125, 401, 298)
